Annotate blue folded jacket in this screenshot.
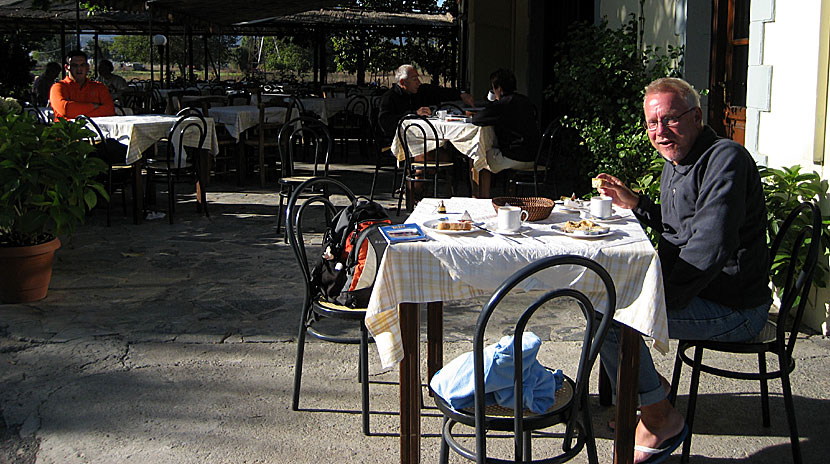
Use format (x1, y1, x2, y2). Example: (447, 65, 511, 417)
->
(430, 332, 564, 414)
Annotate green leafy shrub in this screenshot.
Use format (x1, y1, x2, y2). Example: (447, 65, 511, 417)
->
(760, 165, 830, 292)
(545, 15, 683, 194)
(0, 107, 108, 247)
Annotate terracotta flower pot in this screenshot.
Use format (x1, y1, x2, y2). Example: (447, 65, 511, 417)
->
(0, 237, 61, 303)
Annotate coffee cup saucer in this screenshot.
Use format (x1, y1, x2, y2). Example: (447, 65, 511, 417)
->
(486, 220, 530, 235)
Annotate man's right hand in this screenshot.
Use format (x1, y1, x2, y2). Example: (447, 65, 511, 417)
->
(416, 106, 432, 116)
(596, 173, 640, 210)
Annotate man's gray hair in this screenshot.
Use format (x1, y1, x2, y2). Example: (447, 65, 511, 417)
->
(644, 77, 701, 109)
(395, 64, 415, 84)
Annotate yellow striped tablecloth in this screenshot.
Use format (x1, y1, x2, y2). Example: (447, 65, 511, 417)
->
(390, 118, 497, 172)
(365, 197, 668, 369)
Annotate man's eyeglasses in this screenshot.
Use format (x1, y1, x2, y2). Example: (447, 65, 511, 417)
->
(643, 107, 696, 131)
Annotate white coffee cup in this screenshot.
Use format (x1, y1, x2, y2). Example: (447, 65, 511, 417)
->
(590, 196, 613, 219)
(436, 110, 448, 120)
(497, 206, 529, 232)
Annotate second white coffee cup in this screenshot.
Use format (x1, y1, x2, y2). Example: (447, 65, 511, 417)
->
(497, 206, 529, 232)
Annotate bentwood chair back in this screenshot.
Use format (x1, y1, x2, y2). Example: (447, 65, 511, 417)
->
(431, 255, 616, 464)
(77, 115, 133, 226)
(395, 114, 455, 215)
(276, 117, 333, 236)
(668, 201, 822, 464)
(243, 99, 293, 186)
(287, 176, 383, 436)
(146, 112, 208, 224)
(507, 120, 561, 197)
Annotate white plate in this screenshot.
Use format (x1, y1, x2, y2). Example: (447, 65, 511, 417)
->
(550, 223, 614, 239)
(422, 219, 479, 235)
(557, 206, 585, 214)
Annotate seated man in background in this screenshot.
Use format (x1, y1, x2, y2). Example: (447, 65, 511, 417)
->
(379, 64, 474, 202)
(50, 50, 114, 121)
(97, 59, 129, 103)
(32, 62, 61, 107)
(471, 68, 539, 197)
(378, 64, 474, 139)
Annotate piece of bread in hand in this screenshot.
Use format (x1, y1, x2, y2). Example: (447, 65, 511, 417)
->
(436, 221, 472, 231)
(591, 177, 604, 189)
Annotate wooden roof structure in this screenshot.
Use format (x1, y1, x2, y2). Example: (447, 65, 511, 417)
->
(0, 0, 455, 36)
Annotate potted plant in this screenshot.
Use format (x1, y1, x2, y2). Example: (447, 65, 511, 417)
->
(0, 97, 108, 303)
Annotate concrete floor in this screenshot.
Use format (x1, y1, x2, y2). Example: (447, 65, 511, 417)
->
(1, 163, 829, 463)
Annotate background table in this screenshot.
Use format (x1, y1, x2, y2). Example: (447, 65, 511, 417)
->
(364, 198, 668, 463)
(207, 105, 298, 140)
(390, 118, 497, 172)
(92, 114, 219, 165)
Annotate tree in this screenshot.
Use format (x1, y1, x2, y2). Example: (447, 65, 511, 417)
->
(110, 35, 150, 64)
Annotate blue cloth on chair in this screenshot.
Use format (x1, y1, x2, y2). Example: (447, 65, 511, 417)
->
(430, 332, 564, 414)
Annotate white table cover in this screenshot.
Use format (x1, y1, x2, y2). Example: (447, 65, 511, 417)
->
(365, 197, 669, 369)
(207, 105, 298, 140)
(91, 114, 219, 165)
(390, 118, 499, 172)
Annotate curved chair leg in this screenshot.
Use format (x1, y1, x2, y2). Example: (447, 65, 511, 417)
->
(758, 352, 770, 427)
(582, 405, 600, 464)
(779, 353, 803, 464)
(360, 323, 370, 436)
(277, 192, 285, 235)
(439, 416, 450, 464)
(681, 345, 704, 464)
(522, 430, 532, 462)
(669, 346, 685, 406)
(292, 309, 311, 411)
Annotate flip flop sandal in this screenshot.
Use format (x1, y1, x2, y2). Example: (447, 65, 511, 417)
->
(634, 423, 690, 464)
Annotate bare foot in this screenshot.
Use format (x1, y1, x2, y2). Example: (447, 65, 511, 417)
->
(633, 400, 685, 464)
(609, 375, 672, 430)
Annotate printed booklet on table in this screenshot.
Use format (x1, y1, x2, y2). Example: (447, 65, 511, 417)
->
(379, 224, 429, 243)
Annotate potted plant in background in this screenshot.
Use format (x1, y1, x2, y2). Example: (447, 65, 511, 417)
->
(0, 97, 108, 303)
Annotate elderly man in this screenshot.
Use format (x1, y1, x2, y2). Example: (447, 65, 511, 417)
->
(378, 64, 474, 138)
(97, 59, 129, 102)
(31, 62, 61, 107)
(596, 77, 771, 463)
(470, 68, 539, 197)
(50, 50, 114, 121)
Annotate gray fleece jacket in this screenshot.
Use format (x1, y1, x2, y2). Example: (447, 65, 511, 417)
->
(633, 126, 771, 311)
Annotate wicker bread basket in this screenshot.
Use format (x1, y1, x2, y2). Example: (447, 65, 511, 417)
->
(491, 197, 555, 222)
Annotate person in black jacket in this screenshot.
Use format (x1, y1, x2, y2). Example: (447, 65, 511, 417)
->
(378, 64, 473, 139)
(469, 69, 539, 197)
(596, 77, 771, 462)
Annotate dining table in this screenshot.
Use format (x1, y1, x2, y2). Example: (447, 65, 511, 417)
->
(90, 114, 220, 223)
(257, 94, 350, 125)
(390, 117, 499, 172)
(206, 104, 299, 141)
(364, 197, 669, 464)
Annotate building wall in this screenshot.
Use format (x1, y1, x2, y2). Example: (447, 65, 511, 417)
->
(749, 0, 830, 334)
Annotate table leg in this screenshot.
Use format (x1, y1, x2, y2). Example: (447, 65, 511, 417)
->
(132, 160, 144, 224)
(613, 325, 641, 464)
(426, 302, 443, 387)
(236, 139, 245, 186)
(399, 302, 420, 464)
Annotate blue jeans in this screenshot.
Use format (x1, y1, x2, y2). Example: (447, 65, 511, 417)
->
(599, 296, 772, 407)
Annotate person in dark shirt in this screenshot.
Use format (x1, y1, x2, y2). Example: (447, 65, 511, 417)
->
(377, 64, 474, 139)
(470, 68, 540, 197)
(596, 77, 771, 462)
(31, 62, 61, 107)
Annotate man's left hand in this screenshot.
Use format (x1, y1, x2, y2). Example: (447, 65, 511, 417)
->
(416, 106, 432, 116)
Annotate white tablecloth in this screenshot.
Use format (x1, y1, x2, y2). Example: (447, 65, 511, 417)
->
(390, 118, 502, 172)
(91, 114, 219, 165)
(257, 95, 350, 125)
(365, 197, 668, 369)
(207, 105, 297, 140)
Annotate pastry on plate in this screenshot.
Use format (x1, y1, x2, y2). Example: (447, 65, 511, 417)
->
(436, 221, 472, 231)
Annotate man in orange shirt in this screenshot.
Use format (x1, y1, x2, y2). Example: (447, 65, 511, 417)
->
(50, 50, 114, 120)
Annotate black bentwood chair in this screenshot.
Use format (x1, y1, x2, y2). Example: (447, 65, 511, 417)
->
(395, 114, 455, 215)
(668, 201, 822, 464)
(431, 255, 617, 464)
(287, 177, 383, 436)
